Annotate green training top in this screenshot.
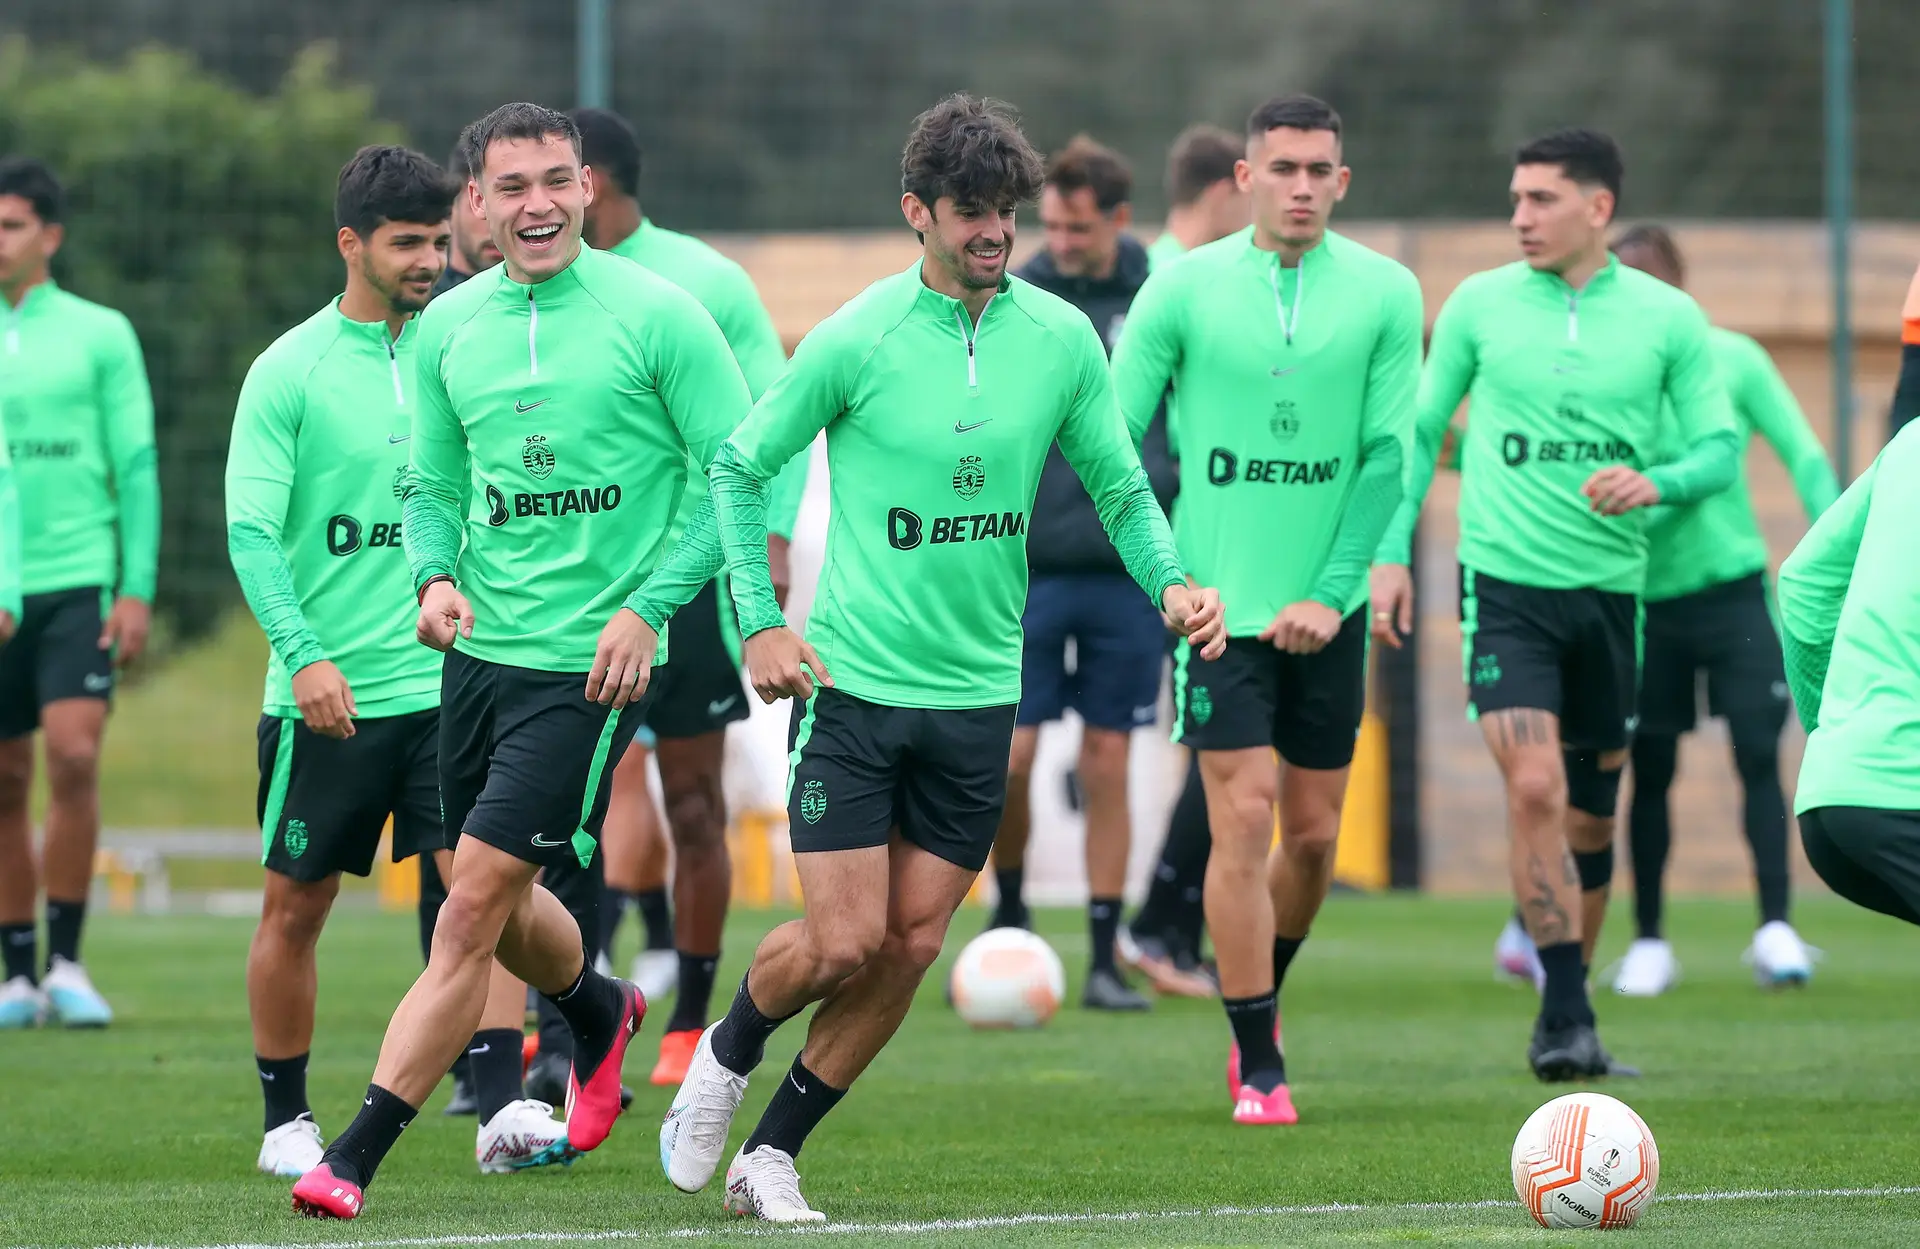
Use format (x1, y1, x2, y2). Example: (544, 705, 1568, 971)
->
(1, 280, 160, 600)
(1642, 327, 1839, 602)
(1378, 256, 1739, 594)
(0, 401, 19, 620)
(1147, 233, 1187, 271)
(637, 263, 1187, 710)
(1779, 425, 1920, 813)
(1111, 227, 1422, 635)
(403, 242, 751, 672)
(609, 220, 807, 542)
(225, 299, 443, 719)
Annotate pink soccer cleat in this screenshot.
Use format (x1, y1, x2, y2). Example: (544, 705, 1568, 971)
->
(291, 1163, 364, 1220)
(564, 979, 645, 1152)
(1231, 1081, 1300, 1125)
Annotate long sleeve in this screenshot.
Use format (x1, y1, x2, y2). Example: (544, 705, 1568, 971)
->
(1645, 300, 1739, 505)
(100, 314, 159, 602)
(1644, 432, 1739, 505)
(626, 493, 724, 630)
(1056, 320, 1184, 604)
(1311, 271, 1421, 608)
(402, 324, 469, 591)
(716, 267, 807, 539)
(1376, 288, 1477, 565)
(1736, 337, 1839, 521)
(765, 448, 810, 541)
(0, 408, 19, 622)
(224, 360, 326, 675)
(1777, 459, 1876, 732)
(1109, 267, 1184, 451)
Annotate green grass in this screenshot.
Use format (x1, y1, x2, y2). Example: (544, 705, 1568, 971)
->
(2, 896, 1918, 1247)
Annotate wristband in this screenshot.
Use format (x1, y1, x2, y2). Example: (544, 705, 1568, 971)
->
(417, 574, 454, 604)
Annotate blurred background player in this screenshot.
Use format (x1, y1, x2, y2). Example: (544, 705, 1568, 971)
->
(1608, 223, 1836, 996)
(1889, 263, 1920, 438)
(1114, 94, 1422, 1123)
(0, 157, 158, 1030)
(1373, 129, 1739, 1080)
(1147, 125, 1251, 267)
(988, 133, 1177, 1011)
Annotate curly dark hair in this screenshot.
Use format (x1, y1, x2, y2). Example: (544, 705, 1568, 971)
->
(900, 94, 1044, 218)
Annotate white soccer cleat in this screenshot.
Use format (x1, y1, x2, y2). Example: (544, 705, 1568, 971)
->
(257, 1113, 324, 1178)
(631, 949, 679, 1003)
(475, 1098, 579, 1173)
(1745, 921, 1817, 989)
(1494, 916, 1544, 992)
(724, 1144, 826, 1223)
(1611, 938, 1680, 997)
(0, 975, 46, 1029)
(660, 1022, 747, 1193)
(42, 956, 112, 1027)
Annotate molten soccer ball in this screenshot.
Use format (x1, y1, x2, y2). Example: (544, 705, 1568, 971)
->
(1512, 1092, 1660, 1229)
(948, 927, 1065, 1029)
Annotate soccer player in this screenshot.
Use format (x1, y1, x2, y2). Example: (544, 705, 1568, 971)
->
(0, 403, 16, 649)
(1112, 94, 1421, 1124)
(988, 134, 1177, 1010)
(0, 157, 158, 1030)
(1371, 129, 1740, 1080)
(1779, 425, 1920, 927)
(1610, 224, 1836, 996)
(567, 106, 809, 1087)
(288, 102, 751, 1219)
(653, 93, 1222, 1222)
(1147, 124, 1250, 268)
(229, 145, 573, 1178)
(429, 140, 501, 298)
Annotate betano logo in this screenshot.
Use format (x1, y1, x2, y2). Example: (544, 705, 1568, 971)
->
(327, 514, 404, 555)
(887, 506, 1025, 551)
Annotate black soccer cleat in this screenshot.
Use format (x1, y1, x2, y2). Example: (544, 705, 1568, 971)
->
(1528, 1018, 1610, 1083)
(442, 1067, 478, 1117)
(1082, 967, 1151, 1012)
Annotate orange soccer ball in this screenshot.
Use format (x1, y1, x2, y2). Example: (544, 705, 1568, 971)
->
(948, 927, 1066, 1029)
(1512, 1092, 1660, 1229)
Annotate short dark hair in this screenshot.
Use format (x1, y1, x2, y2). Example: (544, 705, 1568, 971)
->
(1613, 223, 1683, 284)
(461, 102, 582, 182)
(334, 145, 459, 238)
(1246, 95, 1342, 142)
(0, 158, 65, 226)
(1165, 125, 1241, 207)
(1044, 134, 1131, 213)
(1515, 128, 1624, 205)
(901, 94, 1045, 216)
(570, 108, 643, 200)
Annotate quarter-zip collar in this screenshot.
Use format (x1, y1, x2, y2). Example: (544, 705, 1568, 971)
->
(499, 241, 596, 378)
(1529, 252, 1620, 343)
(1245, 228, 1332, 347)
(909, 261, 1013, 393)
(333, 297, 415, 406)
(2, 277, 57, 355)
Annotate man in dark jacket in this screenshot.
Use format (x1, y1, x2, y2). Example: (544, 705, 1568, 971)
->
(987, 136, 1177, 1010)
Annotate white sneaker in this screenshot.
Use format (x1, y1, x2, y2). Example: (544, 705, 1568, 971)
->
(475, 1098, 578, 1173)
(631, 948, 678, 1003)
(724, 1144, 826, 1223)
(1494, 916, 1544, 992)
(1745, 921, 1818, 989)
(0, 975, 46, 1029)
(257, 1113, 324, 1177)
(660, 1022, 748, 1192)
(42, 956, 112, 1027)
(1611, 938, 1680, 997)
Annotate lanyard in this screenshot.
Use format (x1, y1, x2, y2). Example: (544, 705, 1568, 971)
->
(1269, 254, 1304, 346)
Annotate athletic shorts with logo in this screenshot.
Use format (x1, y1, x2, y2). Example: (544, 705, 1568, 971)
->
(1018, 572, 1168, 732)
(0, 586, 116, 739)
(1171, 608, 1368, 769)
(786, 686, 1017, 873)
(1460, 567, 1640, 751)
(1638, 571, 1787, 737)
(644, 576, 750, 740)
(440, 649, 651, 869)
(257, 709, 441, 883)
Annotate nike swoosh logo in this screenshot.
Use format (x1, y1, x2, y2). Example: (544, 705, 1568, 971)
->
(83, 674, 113, 692)
(365, 1096, 375, 1106)
(708, 695, 739, 716)
(259, 1072, 275, 1081)
(469, 1043, 491, 1056)
(1270, 367, 1297, 377)
(790, 1073, 807, 1094)
(953, 419, 991, 434)
(1552, 365, 1576, 374)
(530, 831, 569, 848)
(515, 399, 548, 413)
(388, 434, 410, 444)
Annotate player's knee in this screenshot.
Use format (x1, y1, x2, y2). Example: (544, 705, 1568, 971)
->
(432, 884, 506, 966)
(1281, 813, 1340, 860)
(0, 744, 30, 810)
(263, 874, 338, 946)
(886, 917, 950, 974)
(1564, 749, 1623, 819)
(664, 778, 725, 849)
(808, 916, 886, 984)
(1505, 763, 1566, 824)
(41, 735, 100, 799)
(1076, 729, 1130, 793)
(1728, 724, 1782, 788)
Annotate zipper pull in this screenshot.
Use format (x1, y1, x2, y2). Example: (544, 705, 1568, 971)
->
(1567, 291, 1579, 343)
(527, 289, 540, 378)
(387, 340, 406, 406)
(966, 337, 978, 389)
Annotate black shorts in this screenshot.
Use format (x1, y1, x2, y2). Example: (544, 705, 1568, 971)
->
(0, 587, 115, 739)
(1798, 807, 1920, 926)
(256, 709, 441, 883)
(1170, 609, 1368, 770)
(785, 687, 1017, 873)
(644, 577, 750, 740)
(1017, 573, 1168, 731)
(1460, 568, 1640, 752)
(439, 649, 652, 870)
(1638, 573, 1788, 736)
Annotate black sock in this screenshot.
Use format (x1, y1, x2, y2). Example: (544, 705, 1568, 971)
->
(44, 898, 85, 968)
(1272, 934, 1305, 995)
(1223, 993, 1285, 1091)
(1628, 732, 1677, 940)
(319, 1084, 416, 1189)
(710, 972, 794, 1076)
(468, 1028, 524, 1124)
(535, 995, 571, 1063)
(543, 963, 627, 1081)
(1129, 863, 1177, 940)
(1088, 897, 1121, 974)
(416, 854, 447, 966)
(635, 888, 673, 950)
(257, 1053, 311, 1133)
(450, 1048, 472, 1087)
(1537, 941, 1594, 1028)
(993, 866, 1026, 925)
(1730, 726, 1792, 927)
(0, 923, 36, 985)
(743, 1054, 846, 1159)
(666, 951, 721, 1033)
(1165, 755, 1212, 946)
(599, 889, 634, 960)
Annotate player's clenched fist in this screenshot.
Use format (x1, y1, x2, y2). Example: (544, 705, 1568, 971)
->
(1261, 600, 1341, 655)
(292, 659, 357, 739)
(1581, 465, 1661, 516)
(416, 578, 475, 651)
(742, 626, 833, 703)
(586, 609, 658, 709)
(1162, 583, 1228, 660)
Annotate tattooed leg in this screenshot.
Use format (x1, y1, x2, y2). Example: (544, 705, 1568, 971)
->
(1481, 709, 1583, 950)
